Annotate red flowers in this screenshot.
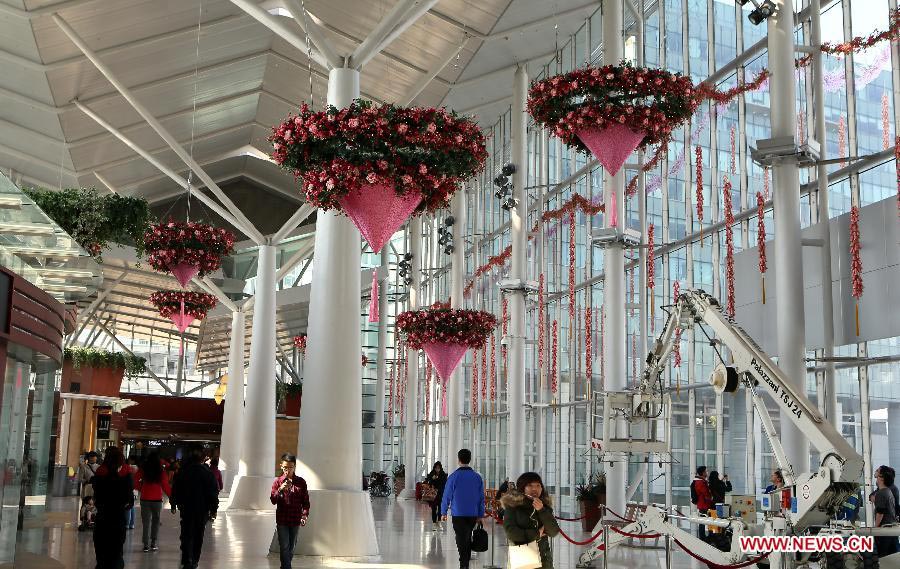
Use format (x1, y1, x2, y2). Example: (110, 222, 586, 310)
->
(396, 303, 497, 350)
(293, 335, 307, 352)
(270, 100, 487, 214)
(149, 290, 217, 320)
(144, 221, 235, 279)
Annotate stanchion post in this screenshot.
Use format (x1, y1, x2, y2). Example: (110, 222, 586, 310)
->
(484, 516, 502, 569)
(603, 524, 610, 569)
(665, 534, 672, 569)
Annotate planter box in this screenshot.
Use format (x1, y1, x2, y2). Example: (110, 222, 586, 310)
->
(283, 393, 301, 417)
(61, 362, 125, 398)
(579, 495, 605, 532)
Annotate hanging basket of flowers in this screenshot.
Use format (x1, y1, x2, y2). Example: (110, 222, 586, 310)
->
(270, 100, 487, 252)
(149, 290, 218, 332)
(144, 221, 235, 287)
(396, 302, 497, 381)
(293, 335, 307, 353)
(527, 62, 769, 176)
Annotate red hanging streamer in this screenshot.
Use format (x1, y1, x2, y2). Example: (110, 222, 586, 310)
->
(673, 280, 682, 369)
(424, 358, 432, 420)
(838, 116, 847, 168)
(471, 348, 479, 414)
(569, 209, 577, 329)
(757, 192, 768, 304)
(882, 93, 890, 151)
(723, 177, 736, 319)
(368, 271, 379, 322)
(695, 145, 704, 244)
(797, 111, 805, 146)
(550, 320, 559, 395)
(490, 332, 497, 410)
(481, 343, 488, 406)
(850, 206, 864, 336)
(585, 299, 593, 389)
(538, 273, 545, 381)
(631, 333, 638, 386)
(647, 223, 655, 324)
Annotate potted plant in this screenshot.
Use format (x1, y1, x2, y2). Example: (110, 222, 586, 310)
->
(575, 472, 607, 531)
(276, 382, 303, 416)
(392, 464, 406, 497)
(62, 347, 147, 397)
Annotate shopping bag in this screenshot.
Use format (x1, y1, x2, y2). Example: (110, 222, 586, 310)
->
(471, 521, 488, 552)
(507, 540, 541, 569)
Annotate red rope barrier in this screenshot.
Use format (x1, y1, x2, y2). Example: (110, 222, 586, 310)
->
(610, 526, 661, 539)
(603, 507, 635, 523)
(673, 538, 770, 569)
(554, 513, 588, 522)
(557, 526, 607, 546)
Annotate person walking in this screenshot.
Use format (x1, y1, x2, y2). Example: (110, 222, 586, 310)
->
(690, 466, 713, 541)
(91, 447, 134, 569)
(425, 461, 448, 530)
(440, 449, 485, 569)
(171, 445, 219, 569)
(270, 453, 310, 569)
(209, 457, 223, 493)
(708, 471, 732, 504)
(125, 457, 138, 529)
(874, 468, 899, 557)
(500, 472, 561, 569)
(136, 452, 171, 552)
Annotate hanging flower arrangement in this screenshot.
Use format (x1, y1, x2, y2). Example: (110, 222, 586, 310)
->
(149, 290, 218, 332)
(293, 335, 307, 353)
(396, 302, 496, 381)
(850, 206, 864, 336)
(527, 62, 769, 176)
(270, 100, 487, 251)
(361, 353, 370, 367)
(144, 221, 235, 287)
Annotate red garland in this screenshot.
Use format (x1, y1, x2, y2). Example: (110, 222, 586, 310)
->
(820, 9, 900, 58)
(490, 332, 497, 407)
(550, 320, 559, 395)
(501, 297, 509, 372)
(293, 335, 307, 353)
(883, 93, 891, 151)
(757, 192, 768, 304)
(730, 125, 736, 176)
(569, 209, 576, 328)
(647, 223, 655, 322)
(538, 273, 545, 378)
(673, 280, 682, 368)
(144, 221, 235, 281)
(471, 348, 479, 415)
(723, 177, 736, 319)
(396, 302, 497, 349)
(631, 333, 637, 386)
(695, 146, 704, 243)
(148, 290, 217, 321)
(585, 300, 592, 387)
(481, 343, 488, 405)
(424, 358, 432, 420)
(838, 116, 847, 168)
(850, 206, 863, 336)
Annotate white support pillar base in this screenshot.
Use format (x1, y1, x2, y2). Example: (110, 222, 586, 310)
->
(219, 310, 246, 494)
(223, 476, 277, 511)
(398, 488, 417, 500)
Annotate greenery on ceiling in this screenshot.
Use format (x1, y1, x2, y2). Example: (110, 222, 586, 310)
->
(64, 347, 147, 378)
(23, 187, 154, 259)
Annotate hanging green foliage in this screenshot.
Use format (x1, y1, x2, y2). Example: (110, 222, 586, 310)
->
(275, 381, 303, 411)
(64, 347, 147, 378)
(23, 187, 154, 258)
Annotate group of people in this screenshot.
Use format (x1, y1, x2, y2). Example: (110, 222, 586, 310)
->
(77, 446, 221, 569)
(424, 448, 559, 569)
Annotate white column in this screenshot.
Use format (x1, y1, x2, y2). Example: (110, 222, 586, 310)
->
(506, 64, 528, 480)
(400, 217, 423, 499)
(219, 310, 246, 493)
(293, 67, 378, 556)
(602, 0, 627, 521)
(228, 246, 277, 509)
(448, 189, 466, 467)
(768, 0, 810, 473)
(374, 250, 389, 473)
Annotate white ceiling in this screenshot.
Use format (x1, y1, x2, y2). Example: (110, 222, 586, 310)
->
(0, 0, 597, 206)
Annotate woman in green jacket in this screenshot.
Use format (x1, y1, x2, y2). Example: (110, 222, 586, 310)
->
(500, 472, 561, 569)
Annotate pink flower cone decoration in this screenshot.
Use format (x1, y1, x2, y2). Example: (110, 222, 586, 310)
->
(396, 302, 496, 384)
(170, 262, 201, 289)
(144, 221, 235, 288)
(368, 271, 380, 323)
(576, 124, 646, 176)
(341, 184, 423, 253)
(149, 290, 217, 332)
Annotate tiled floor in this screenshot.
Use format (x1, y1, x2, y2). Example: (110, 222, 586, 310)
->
(6, 495, 700, 568)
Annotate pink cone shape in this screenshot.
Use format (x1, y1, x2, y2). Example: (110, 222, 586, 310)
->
(169, 262, 200, 288)
(170, 313, 195, 333)
(609, 192, 618, 228)
(339, 183, 423, 252)
(441, 381, 448, 417)
(423, 342, 469, 382)
(368, 271, 380, 323)
(576, 124, 646, 176)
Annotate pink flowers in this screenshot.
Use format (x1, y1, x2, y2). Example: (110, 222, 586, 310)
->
(144, 221, 235, 280)
(396, 303, 497, 350)
(149, 290, 217, 320)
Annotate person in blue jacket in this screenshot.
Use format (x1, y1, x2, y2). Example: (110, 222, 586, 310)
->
(441, 449, 485, 569)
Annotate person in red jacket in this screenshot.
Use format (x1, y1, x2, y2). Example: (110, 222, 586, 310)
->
(690, 466, 713, 541)
(271, 453, 310, 569)
(135, 452, 171, 552)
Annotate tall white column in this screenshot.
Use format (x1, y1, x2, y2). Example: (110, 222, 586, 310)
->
(400, 217, 423, 499)
(768, 0, 809, 472)
(219, 310, 245, 493)
(448, 189, 466, 467)
(506, 64, 528, 480)
(602, 0, 627, 522)
(294, 67, 378, 556)
(229, 246, 277, 509)
(374, 249, 389, 472)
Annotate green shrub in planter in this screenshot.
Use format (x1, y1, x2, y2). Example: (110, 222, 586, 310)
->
(63, 347, 147, 378)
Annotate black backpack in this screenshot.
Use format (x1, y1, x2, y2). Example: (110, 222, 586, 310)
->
(471, 522, 489, 552)
(690, 480, 699, 505)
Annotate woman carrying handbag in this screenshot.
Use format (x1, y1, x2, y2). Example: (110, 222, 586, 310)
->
(500, 472, 560, 569)
(424, 461, 448, 529)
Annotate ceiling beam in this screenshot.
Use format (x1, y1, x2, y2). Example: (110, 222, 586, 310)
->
(402, 36, 470, 106)
(54, 13, 266, 245)
(271, 203, 315, 244)
(281, 0, 344, 70)
(92, 171, 118, 194)
(351, 0, 442, 70)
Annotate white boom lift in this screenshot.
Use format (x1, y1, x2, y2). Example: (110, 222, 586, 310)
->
(579, 288, 873, 569)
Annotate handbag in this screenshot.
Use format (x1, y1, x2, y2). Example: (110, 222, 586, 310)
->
(471, 522, 489, 552)
(421, 484, 437, 502)
(507, 540, 542, 569)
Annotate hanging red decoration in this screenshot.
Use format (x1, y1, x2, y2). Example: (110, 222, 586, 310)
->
(549, 319, 559, 395)
(883, 93, 891, 151)
(757, 192, 768, 304)
(538, 273, 545, 381)
(849, 206, 864, 336)
(609, 192, 619, 228)
(144, 221, 235, 288)
(631, 333, 638, 385)
(424, 358, 432, 420)
(440, 373, 448, 418)
(817, 9, 900, 59)
(149, 290, 217, 332)
(490, 332, 497, 410)
(838, 116, 847, 168)
(797, 111, 805, 146)
(730, 125, 736, 176)
(471, 348, 479, 415)
(481, 343, 488, 407)
(270, 101, 487, 252)
(647, 223, 655, 323)
(673, 280, 682, 369)
(723, 177, 736, 319)
(585, 299, 592, 389)
(293, 335, 307, 354)
(695, 145, 704, 245)
(569, 209, 577, 327)
(368, 271, 379, 323)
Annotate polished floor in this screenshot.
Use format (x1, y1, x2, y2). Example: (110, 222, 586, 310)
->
(5, 495, 702, 568)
